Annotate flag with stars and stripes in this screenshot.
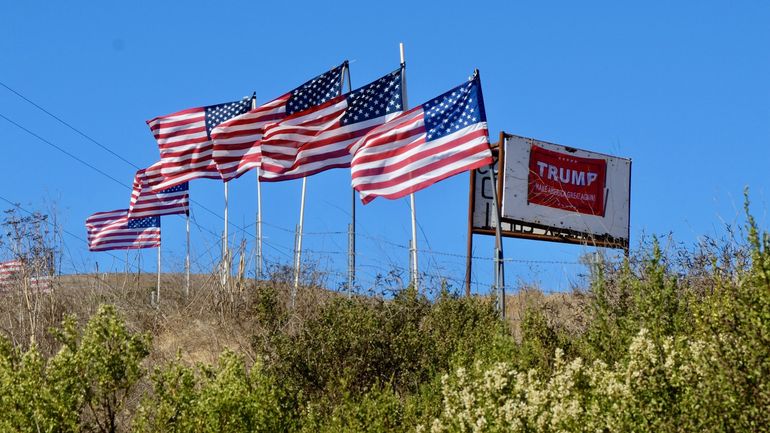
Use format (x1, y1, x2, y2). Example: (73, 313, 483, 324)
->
(350, 73, 492, 204)
(128, 161, 189, 219)
(258, 66, 405, 182)
(86, 210, 160, 252)
(211, 62, 347, 182)
(147, 96, 253, 190)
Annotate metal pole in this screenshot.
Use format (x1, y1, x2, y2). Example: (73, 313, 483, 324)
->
(185, 211, 190, 298)
(256, 169, 263, 279)
(156, 245, 161, 304)
(346, 65, 355, 296)
(253, 96, 263, 281)
(348, 220, 354, 296)
(489, 140, 505, 319)
(400, 42, 418, 290)
(293, 177, 307, 302)
(223, 182, 229, 286)
(465, 167, 476, 297)
(137, 251, 141, 291)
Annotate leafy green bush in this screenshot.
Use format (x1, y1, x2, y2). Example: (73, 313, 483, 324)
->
(0, 304, 150, 433)
(252, 287, 505, 402)
(133, 351, 296, 433)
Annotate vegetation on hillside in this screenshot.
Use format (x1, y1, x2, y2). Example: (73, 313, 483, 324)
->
(0, 193, 768, 432)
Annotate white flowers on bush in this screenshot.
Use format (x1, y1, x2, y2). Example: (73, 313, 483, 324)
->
(421, 329, 719, 433)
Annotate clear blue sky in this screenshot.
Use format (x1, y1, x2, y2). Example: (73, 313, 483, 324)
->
(1, 1, 768, 294)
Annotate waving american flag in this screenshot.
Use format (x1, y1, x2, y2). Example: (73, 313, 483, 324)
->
(351, 73, 492, 203)
(128, 161, 189, 219)
(211, 62, 347, 182)
(259, 67, 405, 182)
(147, 97, 252, 190)
(86, 210, 160, 252)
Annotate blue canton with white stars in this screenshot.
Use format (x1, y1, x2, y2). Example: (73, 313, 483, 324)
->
(286, 64, 345, 115)
(127, 216, 160, 229)
(205, 97, 252, 138)
(340, 68, 404, 126)
(159, 182, 189, 194)
(423, 77, 486, 142)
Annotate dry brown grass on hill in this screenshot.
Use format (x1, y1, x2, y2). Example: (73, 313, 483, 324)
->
(0, 266, 349, 362)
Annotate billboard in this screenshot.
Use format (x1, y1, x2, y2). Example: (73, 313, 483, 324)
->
(501, 134, 630, 246)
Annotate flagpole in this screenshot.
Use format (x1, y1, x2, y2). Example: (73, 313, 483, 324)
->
(293, 177, 306, 305)
(156, 245, 161, 304)
(489, 159, 505, 319)
(254, 94, 263, 281)
(400, 42, 419, 290)
(345, 65, 355, 296)
(185, 210, 190, 298)
(257, 169, 263, 279)
(223, 182, 229, 286)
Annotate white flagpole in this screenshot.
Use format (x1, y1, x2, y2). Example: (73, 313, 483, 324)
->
(185, 211, 190, 298)
(345, 65, 355, 296)
(223, 182, 229, 286)
(400, 42, 419, 290)
(257, 170, 263, 279)
(254, 94, 263, 281)
(489, 156, 505, 319)
(293, 176, 307, 304)
(156, 245, 161, 304)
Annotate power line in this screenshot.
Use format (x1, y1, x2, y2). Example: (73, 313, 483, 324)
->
(0, 84, 259, 245)
(0, 113, 130, 190)
(0, 194, 127, 266)
(0, 80, 141, 170)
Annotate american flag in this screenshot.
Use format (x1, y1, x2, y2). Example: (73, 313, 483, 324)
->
(259, 67, 405, 182)
(211, 62, 347, 182)
(147, 97, 253, 190)
(86, 210, 161, 252)
(0, 260, 21, 288)
(0, 260, 52, 293)
(350, 73, 492, 203)
(128, 161, 189, 219)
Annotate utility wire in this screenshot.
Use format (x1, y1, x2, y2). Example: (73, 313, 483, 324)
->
(0, 113, 130, 190)
(0, 81, 141, 170)
(0, 83, 259, 243)
(0, 111, 254, 245)
(0, 194, 127, 266)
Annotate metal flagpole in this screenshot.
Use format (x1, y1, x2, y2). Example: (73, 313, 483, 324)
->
(156, 245, 161, 304)
(256, 171, 263, 279)
(292, 177, 307, 305)
(185, 211, 190, 298)
(253, 95, 263, 281)
(488, 139, 506, 319)
(345, 64, 355, 296)
(400, 42, 419, 290)
(223, 182, 229, 286)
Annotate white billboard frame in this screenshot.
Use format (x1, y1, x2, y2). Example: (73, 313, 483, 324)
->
(500, 133, 631, 245)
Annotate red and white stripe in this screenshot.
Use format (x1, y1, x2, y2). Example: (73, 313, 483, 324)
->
(259, 96, 401, 182)
(128, 162, 189, 219)
(86, 209, 160, 252)
(211, 95, 289, 182)
(350, 107, 492, 204)
(147, 107, 221, 191)
(0, 260, 21, 287)
(0, 260, 52, 293)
